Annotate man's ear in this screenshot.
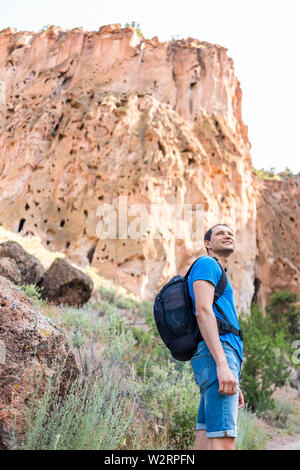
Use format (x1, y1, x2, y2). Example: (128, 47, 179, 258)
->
(204, 239, 211, 253)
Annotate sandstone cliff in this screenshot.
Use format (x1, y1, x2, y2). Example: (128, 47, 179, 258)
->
(255, 176, 300, 311)
(0, 24, 297, 312)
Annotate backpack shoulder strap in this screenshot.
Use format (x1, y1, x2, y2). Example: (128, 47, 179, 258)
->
(214, 264, 227, 301)
(184, 256, 203, 280)
(212, 257, 228, 322)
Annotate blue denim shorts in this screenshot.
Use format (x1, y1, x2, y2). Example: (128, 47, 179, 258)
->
(190, 340, 242, 438)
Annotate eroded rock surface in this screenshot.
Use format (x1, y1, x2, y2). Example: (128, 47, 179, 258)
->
(255, 177, 300, 310)
(0, 25, 297, 312)
(0, 275, 79, 449)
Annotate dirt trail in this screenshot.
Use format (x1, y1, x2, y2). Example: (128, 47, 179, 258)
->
(281, 439, 300, 450)
(266, 436, 300, 450)
(263, 428, 300, 451)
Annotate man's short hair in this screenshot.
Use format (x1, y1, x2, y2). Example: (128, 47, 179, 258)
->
(204, 224, 232, 253)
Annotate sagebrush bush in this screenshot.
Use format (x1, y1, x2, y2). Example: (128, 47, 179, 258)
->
(236, 406, 268, 450)
(137, 361, 199, 448)
(19, 362, 135, 450)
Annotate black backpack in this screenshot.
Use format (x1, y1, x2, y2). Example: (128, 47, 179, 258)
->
(153, 256, 243, 361)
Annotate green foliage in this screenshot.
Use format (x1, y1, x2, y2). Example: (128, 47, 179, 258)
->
(266, 290, 300, 344)
(239, 304, 291, 413)
(39, 23, 53, 32)
(260, 398, 294, 429)
(18, 284, 44, 308)
(98, 284, 121, 304)
(19, 363, 134, 450)
(17, 282, 297, 450)
(19, 283, 42, 300)
(58, 305, 101, 349)
(253, 166, 296, 180)
(124, 21, 144, 38)
(236, 406, 269, 450)
(137, 361, 198, 448)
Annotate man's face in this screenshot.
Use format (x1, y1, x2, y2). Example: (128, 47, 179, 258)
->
(206, 225, 235, 255)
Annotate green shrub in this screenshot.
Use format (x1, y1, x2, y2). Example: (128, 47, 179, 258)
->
(260, 398, 294, 429)
(97, 285, 120, 304)
(236, 406, 268, 450)
(253, 166, 295, 180)
(239, 305, 290, 413)
(137, 361, 198, 448)
(18, 284, 43, 307)
(125, 21, 144, 38)
(19, 363, 135, 450)
(266, 290, 300, 345)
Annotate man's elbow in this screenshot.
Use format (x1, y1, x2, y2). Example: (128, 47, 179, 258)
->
(195, 306, 213, 321)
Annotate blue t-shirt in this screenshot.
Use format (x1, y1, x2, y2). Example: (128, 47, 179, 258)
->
(188, 256, 243, 362)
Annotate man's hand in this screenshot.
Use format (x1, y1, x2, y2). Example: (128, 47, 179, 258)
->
(238, 390, 245, 409)
(217, 364, 237, 396)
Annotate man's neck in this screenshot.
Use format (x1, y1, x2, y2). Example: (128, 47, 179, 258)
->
(208, 251, 230, 268)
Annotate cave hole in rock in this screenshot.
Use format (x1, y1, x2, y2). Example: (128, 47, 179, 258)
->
(87, 245, 96, 264)
(158, 141, 165, 155)
(18, 218, 26, 232)
(251, 278, 261, 304)
(60, 220, 65, 227)
(25, 203, 30, 211)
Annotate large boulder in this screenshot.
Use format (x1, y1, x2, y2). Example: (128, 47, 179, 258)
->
(0, 276, 79, 449)
(0, 241, 44, 285)
(0, 257, 22, 284)
(39, 258, 94, 306)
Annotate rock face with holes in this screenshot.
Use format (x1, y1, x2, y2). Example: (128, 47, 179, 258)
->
(39, 257, 94, 306)
(0, 25, 298, 312)
(0, 275, 79, 449)
(254, 177, 300, 311)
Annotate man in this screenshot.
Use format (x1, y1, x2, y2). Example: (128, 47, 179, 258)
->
(188, 224, 244, 451)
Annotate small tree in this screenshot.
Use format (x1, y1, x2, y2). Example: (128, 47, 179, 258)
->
(266, 290, 300, 345)
(125, 22, 143, 39)
(239, 305, 290, 413)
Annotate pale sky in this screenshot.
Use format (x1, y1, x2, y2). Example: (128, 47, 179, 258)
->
(1, 0, 299, 173)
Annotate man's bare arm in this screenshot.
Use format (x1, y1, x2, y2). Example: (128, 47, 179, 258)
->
(193, 279, 237, 396)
